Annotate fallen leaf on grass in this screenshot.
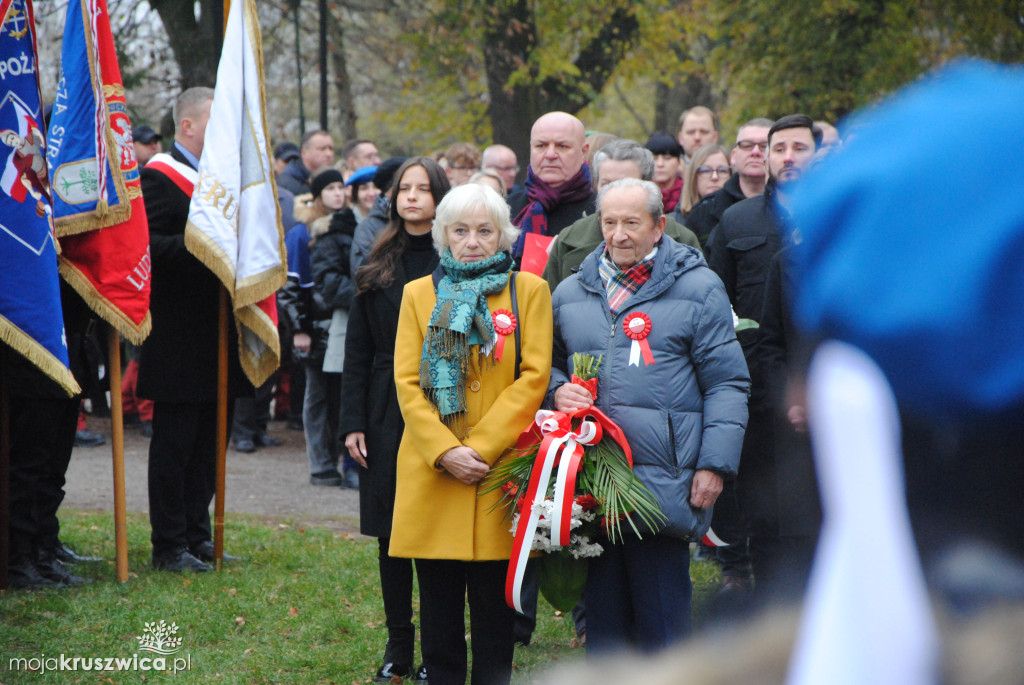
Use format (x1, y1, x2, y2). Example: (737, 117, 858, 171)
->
(235, 616, 246, 626)
(42, 611, 55, 618)
(227, 588, 237, 596)
(288, 606, 299, 617)
(183, 579, 191, 587)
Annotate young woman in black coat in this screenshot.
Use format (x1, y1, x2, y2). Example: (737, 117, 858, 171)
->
(340, 157, 450, 683)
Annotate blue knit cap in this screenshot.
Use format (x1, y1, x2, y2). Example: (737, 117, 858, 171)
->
(789, 59, 1024, 416)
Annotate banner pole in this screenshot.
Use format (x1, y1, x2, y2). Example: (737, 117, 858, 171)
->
(212, 0, 232, 574)
(106, 326, 129, 582)
(1, 345, 10, 590)
(214, 288, 229, 571)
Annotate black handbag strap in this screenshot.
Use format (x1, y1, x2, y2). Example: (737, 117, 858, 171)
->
(431, 267, 521, 380)
(510, 272, 521, 380)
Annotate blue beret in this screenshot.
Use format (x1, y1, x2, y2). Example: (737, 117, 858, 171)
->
(789, 59, 1024, 416)
(346, 165, 377, 188)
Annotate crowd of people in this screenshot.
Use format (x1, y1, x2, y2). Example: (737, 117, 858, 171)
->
(8, 86, 848, 685)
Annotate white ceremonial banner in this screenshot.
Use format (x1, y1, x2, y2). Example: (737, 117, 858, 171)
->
(185, 0, 285, 386)
(786, 341, 939, 685)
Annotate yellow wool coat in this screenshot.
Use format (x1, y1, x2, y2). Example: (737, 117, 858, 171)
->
(389, 271, 553, 561)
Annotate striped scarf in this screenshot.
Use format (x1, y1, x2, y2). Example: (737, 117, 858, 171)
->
(598, 247, 658, 315)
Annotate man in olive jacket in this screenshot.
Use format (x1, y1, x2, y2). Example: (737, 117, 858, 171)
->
(549, 178, 749, 654)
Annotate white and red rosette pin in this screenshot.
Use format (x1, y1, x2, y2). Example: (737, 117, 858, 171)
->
(492, 309, 517, 362)
(623, 311, 655, 366)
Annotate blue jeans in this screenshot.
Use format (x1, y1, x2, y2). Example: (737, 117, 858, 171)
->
(584, 534, 692, 655)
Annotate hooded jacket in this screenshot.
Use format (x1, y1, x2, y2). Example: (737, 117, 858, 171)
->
(549, 236, 750, 540)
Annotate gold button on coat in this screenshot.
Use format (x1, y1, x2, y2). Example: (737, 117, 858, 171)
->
(469, 380, 482, 392)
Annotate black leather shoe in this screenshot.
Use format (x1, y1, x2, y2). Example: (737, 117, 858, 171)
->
(190, 541, 243, 564)
(54, 541, 103, 564)
(255, 433, 282, 447)
(413, 663, 428, 684)
(374, 662, 411, 683)
(310, 472, 343, 486)
(153, 546, 212, 572)
(37, 549, 92, 586)
(8, 558, 63, 589)
(234, 439, 256, 453)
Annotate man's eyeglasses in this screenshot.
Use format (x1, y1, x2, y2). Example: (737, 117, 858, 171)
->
(488, 165, 520, 174)
(696, 165, 731, 176)
(735, 140, 768, 152)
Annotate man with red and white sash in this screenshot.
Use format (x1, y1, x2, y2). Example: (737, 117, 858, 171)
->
(549, 178, 749, 653)
(137, 87, 249, 572)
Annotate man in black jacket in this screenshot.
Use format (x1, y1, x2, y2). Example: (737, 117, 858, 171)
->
(681, 118, 773, 251)
(138, 87, 249, 572)
(707, 114, 821, 604)
(276, 130, 335, 196)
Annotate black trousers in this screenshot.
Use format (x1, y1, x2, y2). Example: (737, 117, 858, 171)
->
(415, 559, 514, 685)
(148, 400, 228, 554)
(378, 537, 416, 665)
(8, 396, 78, 558)
(232, 373, 275, 442)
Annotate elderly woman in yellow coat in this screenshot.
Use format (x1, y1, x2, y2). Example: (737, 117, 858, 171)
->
(391, 182, 552, 685)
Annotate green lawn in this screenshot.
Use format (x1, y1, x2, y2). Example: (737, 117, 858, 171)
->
(0, 511, 721, 684)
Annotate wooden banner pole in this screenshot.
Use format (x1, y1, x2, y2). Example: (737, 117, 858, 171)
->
(107, 326, 129, 582)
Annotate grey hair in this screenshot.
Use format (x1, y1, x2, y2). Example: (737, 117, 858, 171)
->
(592, 139, 655, 184)
(172, 87, 215, 128)
(597, 178, 664, 223)
(736, 117, 775, 143)
(431, 183, 520, 254)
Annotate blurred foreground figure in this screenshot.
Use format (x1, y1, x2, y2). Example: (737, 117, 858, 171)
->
(787, 59, 1024, 685)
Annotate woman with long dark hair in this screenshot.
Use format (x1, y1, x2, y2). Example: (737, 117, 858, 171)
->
(340, 157, 450, 683)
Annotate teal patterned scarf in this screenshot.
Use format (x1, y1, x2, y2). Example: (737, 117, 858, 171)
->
(420, 250, 513, 438)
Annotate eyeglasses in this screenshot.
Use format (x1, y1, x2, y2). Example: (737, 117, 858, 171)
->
(488, 165, 520, 174)
(696, 165, 731, 177)
(735, 140, 768, 152)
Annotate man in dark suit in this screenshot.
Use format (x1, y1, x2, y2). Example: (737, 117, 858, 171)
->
(138, 87, 248, 572)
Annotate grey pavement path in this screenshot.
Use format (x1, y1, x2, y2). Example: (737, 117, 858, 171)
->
(64, 416, 364, 535)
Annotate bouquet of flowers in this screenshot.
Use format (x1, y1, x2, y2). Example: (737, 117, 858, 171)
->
(482, 353, 666, 612)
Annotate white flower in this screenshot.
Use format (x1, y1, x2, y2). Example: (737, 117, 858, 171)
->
(511, 498, 604, 559)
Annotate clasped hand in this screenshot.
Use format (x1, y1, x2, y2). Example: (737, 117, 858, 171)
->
(439, 446, 489, 485)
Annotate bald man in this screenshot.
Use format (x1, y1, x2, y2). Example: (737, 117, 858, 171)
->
(508, 112, 596, 259)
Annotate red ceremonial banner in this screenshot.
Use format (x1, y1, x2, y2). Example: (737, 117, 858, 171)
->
(55, 0, 150, 343)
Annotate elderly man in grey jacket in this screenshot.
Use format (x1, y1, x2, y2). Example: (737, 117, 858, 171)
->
(549, 178, 749, 654)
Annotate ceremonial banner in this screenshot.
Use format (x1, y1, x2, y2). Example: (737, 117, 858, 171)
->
(48, 0, 151, 343)
(0, 0, 79, 395)
(185, 0, 285, 387)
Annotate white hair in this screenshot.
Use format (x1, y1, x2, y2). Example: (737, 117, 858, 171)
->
(431, 183, 520, 254)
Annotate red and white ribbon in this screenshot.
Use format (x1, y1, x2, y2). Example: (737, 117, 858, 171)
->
(623, 312, 655, 366)
(505, 406, 633, 613)
(492, 308, 517, 362)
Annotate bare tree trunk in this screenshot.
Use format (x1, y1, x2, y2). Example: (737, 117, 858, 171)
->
(325, 8, 357, 142)
(149, 0, 223, 90)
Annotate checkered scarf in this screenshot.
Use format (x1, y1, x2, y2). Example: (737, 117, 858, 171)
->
(598, 246, 658, 315)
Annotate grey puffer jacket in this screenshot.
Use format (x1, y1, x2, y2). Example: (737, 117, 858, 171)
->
(549, 236, 750, 540)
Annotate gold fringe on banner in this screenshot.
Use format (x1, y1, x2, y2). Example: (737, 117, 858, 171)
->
(0, 318, 81, 396)
(58, 258, 152, 345)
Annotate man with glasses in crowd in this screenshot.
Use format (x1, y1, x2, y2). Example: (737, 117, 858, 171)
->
(685, 118, 774, 251)
(482, 144, 520, 195)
